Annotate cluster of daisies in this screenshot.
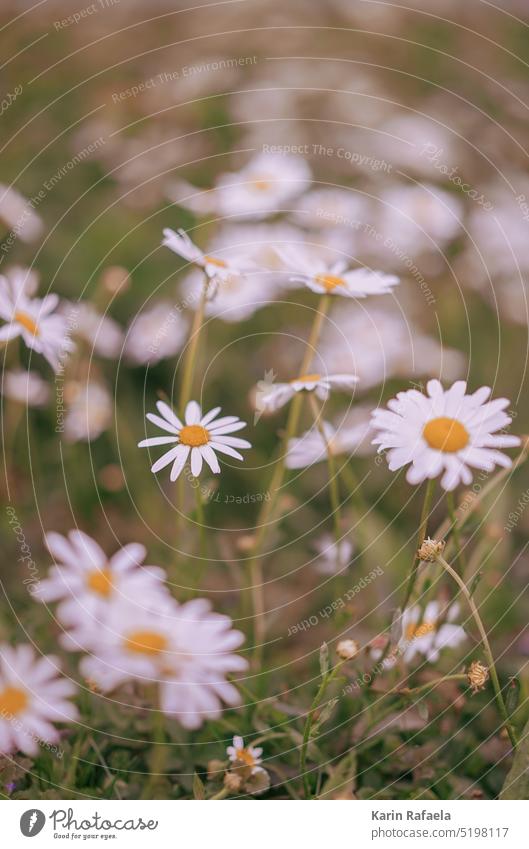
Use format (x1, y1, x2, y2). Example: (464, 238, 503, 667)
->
(0, 151, 522, 782)
(0, 528, 249, 759)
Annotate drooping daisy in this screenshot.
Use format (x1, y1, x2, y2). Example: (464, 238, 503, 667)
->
(286, 407, 373, 469)
(139, 400, 251, 481)
(79, 597, 248, 729)
(125, 301, 187, 365)
(0, 643, 78, 756)
(36, 530, 168, 639)
(278, 244, 399, 298)
(399, 601, 466, 663)
(0, 268, 74, 372)
(1, 369, 50, 407)
(256, 372, 358, 414)
(162, 228, 252, 282)
(371, 379, 521, 491)
(181, 267, 280, 323)
(227, 735, 263, 773)
(312, 534, 354, 575)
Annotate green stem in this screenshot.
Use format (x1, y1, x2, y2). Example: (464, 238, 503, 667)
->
(300, 664, 342, 798)
(247, 295, 330, 660)
(389, 673, 467, 698)
(143, 707, 169, 799)
(436, 554, 518, 748)
(446, 490, 466, 574)
(308, 394, 342, 563)
(194, 483, 207, 564)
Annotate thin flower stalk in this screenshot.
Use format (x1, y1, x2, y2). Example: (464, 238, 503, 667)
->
(435, 553, 518, 748)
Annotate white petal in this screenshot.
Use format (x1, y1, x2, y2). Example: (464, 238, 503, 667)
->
(190, 447, 203, 476)
(185, 400, 201, 424)
(170, 445, 190, 481)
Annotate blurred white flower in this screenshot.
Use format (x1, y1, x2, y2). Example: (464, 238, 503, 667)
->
(286, 406, 373, 469)
(79, 597, 248, 729)
(279, 244, 399, 298)
(371, 379, 520, 490)
(0, 268, 74, 372)
(64, 381, 112, 442)
(69, 302, 124, 359)
(0, 184, 43, 242)
(0, 643, 78, 756)
(400, 601, 466, 663)
(256, 372, 358, 414)
(181, 267, 280, 323)
(168, 153, 311, 219)
(139, 400, 251, 481)
(37, 530, 168, 642)
(378, 184, 463, 253)
(313, 534, 354, 575)
(1, 369, 49, 407)
(125, 301, 187, 365)
(318, 302, 465, 390)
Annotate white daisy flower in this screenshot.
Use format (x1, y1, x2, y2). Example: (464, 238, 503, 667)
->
(63, 381, 112, 443)
(399, 601, 466, 663)
(139, 400, 251, 481)
(0, 268, 74, 372)
(371, 379, 521, 491)
(0, 643, 78, 756)
(79, 597, 248, 729)
(36, 530, 168, 640)
(313, 534, 354, 575)
(256, 372, 358, 414)
(278, 244, 399, 298)
(168, 153, 311, 220)
(162, 228, 252, 282)
(286, 407, 373, 469)
(125, 301, 187, 366)
(227, 735, 263, 773)
(378, 184, 463, 254)
(1, 369, 50, 407)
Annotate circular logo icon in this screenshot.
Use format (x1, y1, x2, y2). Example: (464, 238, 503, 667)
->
(20, 809, 46, 837)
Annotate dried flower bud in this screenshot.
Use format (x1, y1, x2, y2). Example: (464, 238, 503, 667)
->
(223, 771, 243, 793)
(417, 537, 445, 562)
(207, 759, 225, 780)
(467, 660, 489, 694)
(336, 639, 360, 661)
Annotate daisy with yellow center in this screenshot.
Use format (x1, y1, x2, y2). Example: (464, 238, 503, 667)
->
(0, 643, 78, 756)
(227, 735, 263, 774)
(399, 601, 466, 663)
(139, 399, 251, 481)
(162, 227, 251, 282)
(0, 268, 74, 372)
(36, 530, 169, 644)
(79, 597, 248, 730)
(256, 371, 358, 414)
(277, 245, 400, 299)
(371, 379, 520, 491)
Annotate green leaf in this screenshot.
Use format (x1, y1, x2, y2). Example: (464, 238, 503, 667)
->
(500, 716, 529, 799)
(192, 772, 206, 800)
(319, 749, 357, 799)
(505, 677, 521, 716)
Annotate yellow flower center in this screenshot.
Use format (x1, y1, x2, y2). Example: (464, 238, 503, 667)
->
(252, 178, 271, 191)
(124, 630, 168, 656)
(86, 568, 113, 597)
(423, 416, 469, 453)
(14, 311, 39, 336)
(203, 255, 227, 268)
(315, 274, 345, 292)
(236, 747, 257, 767)
(0, 685, 28, 716)
(406, 621, 436, 641)
(179, 424, 210, 447)
(292, 373, 321, 384)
